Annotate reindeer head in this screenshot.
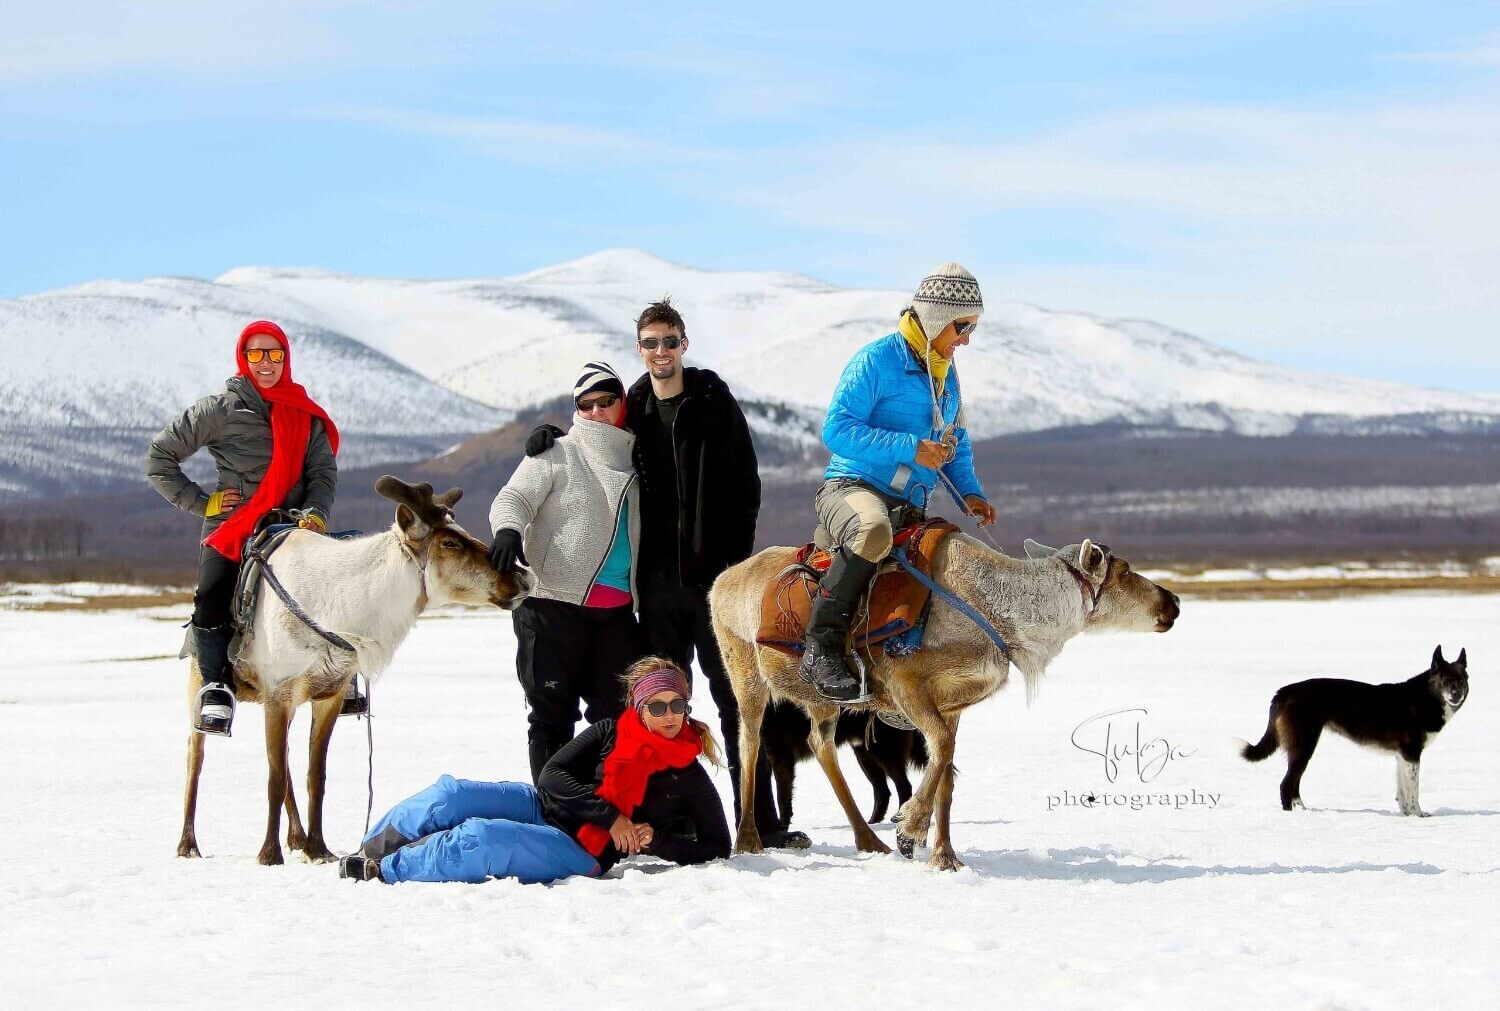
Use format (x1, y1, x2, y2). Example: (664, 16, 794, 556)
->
(1024, 538, 1179, 633)
(375, 476, 532, 610)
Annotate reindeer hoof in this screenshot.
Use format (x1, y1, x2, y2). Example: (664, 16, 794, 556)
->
(258, 844, 285, 866)
(286, 830, 308, 851)
(929, 848, 964, 872)
(735, 833, 765, 855)
(854, 831, 891, 855)
(896, 832, 915, 859)
(301, 842, 336, 863)
(176, 840, 201, 859)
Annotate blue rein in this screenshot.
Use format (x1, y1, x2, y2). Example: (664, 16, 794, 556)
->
(890, 541, 1011, 660)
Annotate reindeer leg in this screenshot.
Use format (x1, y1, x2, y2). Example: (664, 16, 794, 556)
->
(178, 663, 205, 858)
(301, 693, 343, 862)
(893, 695, 956, 860)
(258, 699, 292, 865)
(733, 676, 770, 855)
(283, 765, 308, 853)
(810, 705, 890, 855)
(929, 713, 964, 872)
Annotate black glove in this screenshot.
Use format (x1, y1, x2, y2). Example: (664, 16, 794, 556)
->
(489, 529, 528, 574)
(525, 424, 564, 458)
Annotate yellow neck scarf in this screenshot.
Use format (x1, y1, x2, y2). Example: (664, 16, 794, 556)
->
(898, 312, 950, 395)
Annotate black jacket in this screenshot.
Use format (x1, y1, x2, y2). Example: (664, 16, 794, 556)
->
(537, 718, 731, 873)
(627, 367, 760, 592)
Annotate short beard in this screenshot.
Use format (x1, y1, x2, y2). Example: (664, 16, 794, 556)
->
(649, 362, 679, 381)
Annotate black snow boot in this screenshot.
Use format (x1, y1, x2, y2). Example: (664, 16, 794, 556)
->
(798, 549, 878, 703)
(339, 675, 369, 718)
(192, 622, 237, 737)
(339, 854, 383, 882)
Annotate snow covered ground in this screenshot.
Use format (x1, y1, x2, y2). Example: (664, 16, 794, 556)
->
(2, 591, 1495, 1009)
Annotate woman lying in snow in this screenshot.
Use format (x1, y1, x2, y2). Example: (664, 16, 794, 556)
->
(340, 657, 730, 884)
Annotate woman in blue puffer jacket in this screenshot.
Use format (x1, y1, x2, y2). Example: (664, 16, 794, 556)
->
(801, 262, 998, 702)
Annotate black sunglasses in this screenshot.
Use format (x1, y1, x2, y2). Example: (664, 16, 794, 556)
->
(576, 392, 620, 411)
(637, 336, 684, 351)
(952, 320, 977, 337)
(643, 698, 689, 717)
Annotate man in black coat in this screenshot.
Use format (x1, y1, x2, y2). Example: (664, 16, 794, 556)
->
(526, 299, 806, 848)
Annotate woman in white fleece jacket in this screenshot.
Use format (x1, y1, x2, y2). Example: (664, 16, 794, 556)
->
(489, 362, 644, 782)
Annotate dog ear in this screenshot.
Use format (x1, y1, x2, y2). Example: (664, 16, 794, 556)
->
(1079, 539, 1108, 578)
(1024, 538, 1058, 559)
(1432, 645, 1446, 668)
(1457, 647, 1467, 669)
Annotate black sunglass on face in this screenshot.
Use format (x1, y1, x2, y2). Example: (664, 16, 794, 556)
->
(576, 392, 620, 411)
(637, 336, 683, 351)
(244, 348, 286, 364)
(643, 698, 689, 717)
(952, 320, 977, 337)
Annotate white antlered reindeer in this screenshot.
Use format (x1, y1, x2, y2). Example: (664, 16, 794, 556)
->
(177, 476, 532, 865)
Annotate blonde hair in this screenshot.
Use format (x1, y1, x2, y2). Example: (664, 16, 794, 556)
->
(621, 655, 723, 768)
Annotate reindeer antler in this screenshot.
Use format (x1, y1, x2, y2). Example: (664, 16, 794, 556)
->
(375, 475, 460, 530)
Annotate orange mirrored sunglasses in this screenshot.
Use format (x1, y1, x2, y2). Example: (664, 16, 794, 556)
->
(243, 348, 286, 364)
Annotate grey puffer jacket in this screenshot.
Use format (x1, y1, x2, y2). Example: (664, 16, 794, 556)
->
(145, 375, 338, 539)
(489, 417, 640, 608)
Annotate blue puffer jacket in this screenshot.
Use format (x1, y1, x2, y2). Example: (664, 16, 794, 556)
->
(823, 332, 985, 510)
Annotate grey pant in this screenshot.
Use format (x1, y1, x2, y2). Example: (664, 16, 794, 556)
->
(813, 479, 925, 563)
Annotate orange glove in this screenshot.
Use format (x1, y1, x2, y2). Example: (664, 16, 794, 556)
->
(298, 513, 327, 534)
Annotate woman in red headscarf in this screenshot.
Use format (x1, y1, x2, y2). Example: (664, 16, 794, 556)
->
(147, 321, 342, 736)
(339, 656, 729, 884)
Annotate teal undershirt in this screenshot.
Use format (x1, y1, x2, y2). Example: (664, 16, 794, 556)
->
(594, 499, 632, 592)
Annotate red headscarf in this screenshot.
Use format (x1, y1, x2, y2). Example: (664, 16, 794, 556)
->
(575, 706, 703, 857)
(203, 321, 341, 562)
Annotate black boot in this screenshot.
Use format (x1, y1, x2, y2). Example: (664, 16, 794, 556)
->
(798, 549, 878, 703)
(339, 675, 369, 718)
(192, 622, 236, 737)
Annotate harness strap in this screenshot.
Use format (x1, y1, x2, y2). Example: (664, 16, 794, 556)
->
(890, 542, 1010, 660)
(250, 545, 357, 653)
(1062, 562, 1103, 612)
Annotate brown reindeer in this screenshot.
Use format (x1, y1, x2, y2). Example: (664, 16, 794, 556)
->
(177, 476, 531, 865)
(709, 535, 1179, 870)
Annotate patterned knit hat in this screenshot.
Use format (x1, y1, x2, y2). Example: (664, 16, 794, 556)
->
(908, 262, 984, 341)
(573, 361, 624, 403)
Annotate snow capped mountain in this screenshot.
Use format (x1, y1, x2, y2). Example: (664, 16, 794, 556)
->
(4, 249, 1498, 500)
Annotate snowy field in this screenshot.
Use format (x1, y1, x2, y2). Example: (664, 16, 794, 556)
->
(2, 591, 1496, 1010)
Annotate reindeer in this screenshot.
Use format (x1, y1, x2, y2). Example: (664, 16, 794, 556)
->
(177, 476, 532, 865)
(709, 536, 1179, 871)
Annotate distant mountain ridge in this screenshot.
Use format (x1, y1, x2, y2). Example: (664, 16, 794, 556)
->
(3, 248, 1498, 500)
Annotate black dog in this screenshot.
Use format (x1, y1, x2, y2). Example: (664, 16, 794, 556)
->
(760, 701, 929, 829)
(1240, 645, 1469, 815)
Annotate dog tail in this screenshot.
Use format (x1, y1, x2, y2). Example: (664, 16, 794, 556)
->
(1238, 700, 1283, 762)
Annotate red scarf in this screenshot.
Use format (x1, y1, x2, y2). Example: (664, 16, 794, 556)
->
(576, 707, 704, 857)
(204, 321, 341, 562)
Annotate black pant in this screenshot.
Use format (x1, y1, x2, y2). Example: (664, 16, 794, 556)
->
(639, 581, 781, 831)
(193, 546, 240, 629)
(513, 597, 642, 783)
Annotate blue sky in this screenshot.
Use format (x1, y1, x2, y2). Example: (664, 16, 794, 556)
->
(4, 2, 1499, 390)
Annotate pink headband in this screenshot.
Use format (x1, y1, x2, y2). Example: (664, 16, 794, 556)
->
(631, 668, 690, 711)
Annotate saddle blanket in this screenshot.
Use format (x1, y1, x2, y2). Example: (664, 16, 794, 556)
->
(755, 519, 958, 658)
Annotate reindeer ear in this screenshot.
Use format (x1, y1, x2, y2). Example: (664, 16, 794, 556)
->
(1023, 538, 1057, 559)
(1079, 539, 1108, 578)
(1433, 645, 1446, 668)
(395, 503, 431, 540)
(434, 487, 463, 510)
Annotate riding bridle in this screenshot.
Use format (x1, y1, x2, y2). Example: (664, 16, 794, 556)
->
(1061, 545, 1113, 615)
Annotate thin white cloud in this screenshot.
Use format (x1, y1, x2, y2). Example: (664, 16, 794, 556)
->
(1392, 32, 1500, 67)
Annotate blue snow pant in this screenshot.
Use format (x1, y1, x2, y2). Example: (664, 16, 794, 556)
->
(360, 775, 601, 885)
